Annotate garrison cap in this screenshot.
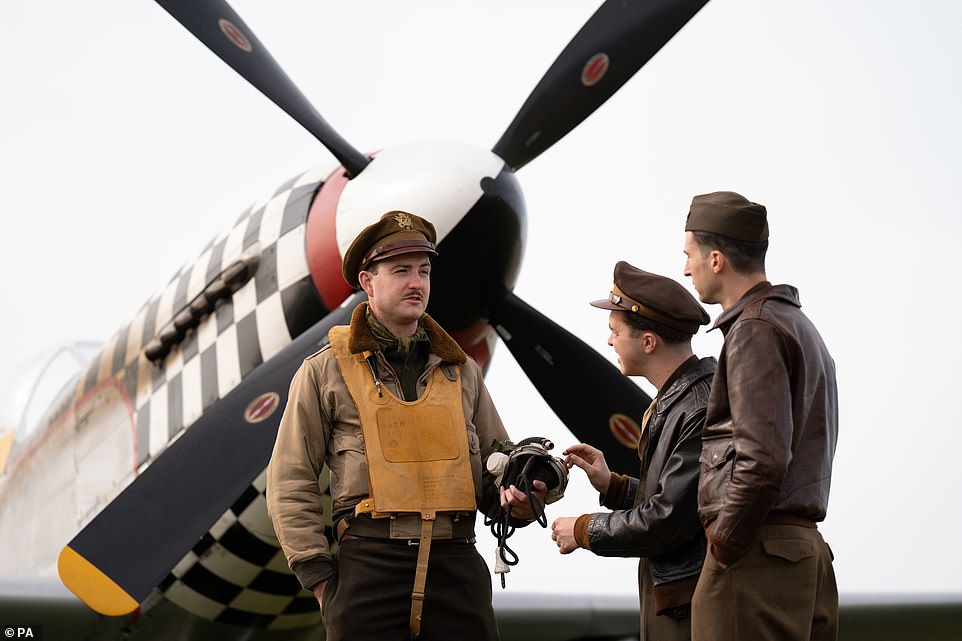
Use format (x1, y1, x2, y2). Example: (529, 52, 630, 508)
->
(591, 261, 709, 335)
(341, 210, 438, 288)
(685, 191, 768, 242)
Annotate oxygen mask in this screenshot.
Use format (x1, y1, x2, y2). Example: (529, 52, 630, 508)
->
(484, 437, 569, 588)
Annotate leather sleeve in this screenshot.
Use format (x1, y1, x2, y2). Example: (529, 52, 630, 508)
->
(587, 404, 706, 558)
(708, 318, 791, 560)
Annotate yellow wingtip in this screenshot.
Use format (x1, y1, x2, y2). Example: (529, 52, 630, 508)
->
(58, 545, 139, 616)
(0, 431, 13, 474)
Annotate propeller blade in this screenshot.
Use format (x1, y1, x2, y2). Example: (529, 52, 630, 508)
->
(154, 0, 369, 177)
(58, 293, 367, 616)
(489, 291, 649, 474)
(492, 0, 709, 171)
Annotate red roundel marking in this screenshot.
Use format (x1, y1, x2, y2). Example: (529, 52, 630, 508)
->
(219, 18, 253, 52)
(581, 53, 610, 87)
(244, 392, 280, 424)
(609, 413, 641, 449)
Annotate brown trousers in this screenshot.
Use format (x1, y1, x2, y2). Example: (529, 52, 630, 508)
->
(691, 524, 838, 641)
(321, 537, 499, 641)
(639, 558, 692, 641)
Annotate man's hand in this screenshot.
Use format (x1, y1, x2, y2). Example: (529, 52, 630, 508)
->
(551, 516, 581, 554)
(499, 479, 548, 520)
(707, 521, 733, 569)
(312, 580, 327, 610)
(563, 443, 611, 494)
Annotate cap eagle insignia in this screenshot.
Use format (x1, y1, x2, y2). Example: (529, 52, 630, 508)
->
(393, 212, 414, 230)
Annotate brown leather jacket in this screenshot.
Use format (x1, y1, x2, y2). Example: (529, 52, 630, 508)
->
(699, 283, 838, 566)
(585, 356, 715, 613)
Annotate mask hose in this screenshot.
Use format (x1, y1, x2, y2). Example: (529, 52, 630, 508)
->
(484, 455, 549, 587)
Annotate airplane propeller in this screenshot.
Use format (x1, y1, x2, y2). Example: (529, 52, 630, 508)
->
(488, 292, 654, 459)
(153, 0, 370, 177)
(493, 0, 710, 171)
(60, 0, 710, 616)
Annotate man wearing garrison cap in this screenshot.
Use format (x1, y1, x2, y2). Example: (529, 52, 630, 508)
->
(550, 261, 715, 641)
(267, 211, 544, 641)
(682, 192, 840, 641)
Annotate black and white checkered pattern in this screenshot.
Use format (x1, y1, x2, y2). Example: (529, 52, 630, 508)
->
(68, 164, 340, 626)
(74, 164, 331, 468)
(156, 470, 330, 629)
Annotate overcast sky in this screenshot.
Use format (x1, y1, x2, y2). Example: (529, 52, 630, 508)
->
(2, 0, 961, 598)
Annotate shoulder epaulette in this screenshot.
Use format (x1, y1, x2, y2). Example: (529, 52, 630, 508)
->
(305, 343, 334, 360)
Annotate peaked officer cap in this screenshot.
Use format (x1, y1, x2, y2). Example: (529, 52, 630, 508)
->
(342, 210, 438, 288)
(591, 261, 709, 335)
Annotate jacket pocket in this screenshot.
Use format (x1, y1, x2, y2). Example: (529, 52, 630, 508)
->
(332, 431, 364, 455)
(650, 535, 706, 582)
(330, 432, 367, 508)
(698, 437, 734, 512)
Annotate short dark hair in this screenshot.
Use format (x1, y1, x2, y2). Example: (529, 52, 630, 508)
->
(362, 255, 433, 277)
(690, 230, 767, 274)
(620, 311, 692, 345)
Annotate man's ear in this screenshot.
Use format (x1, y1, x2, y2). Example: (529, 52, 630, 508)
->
(358, 270, 374, 296)
(642, 331, 658, 354)
(710, 250, 725, 274)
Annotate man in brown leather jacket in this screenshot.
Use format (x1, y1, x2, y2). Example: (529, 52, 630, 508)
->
(551, 262, 714, 641)
(682, 191, 839, 641)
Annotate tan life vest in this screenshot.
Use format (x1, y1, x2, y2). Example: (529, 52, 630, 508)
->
(328, 326, 477, 518)
(330, 325, 478, 638)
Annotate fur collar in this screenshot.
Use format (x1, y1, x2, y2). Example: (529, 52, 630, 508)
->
(347, 302, 467, 364)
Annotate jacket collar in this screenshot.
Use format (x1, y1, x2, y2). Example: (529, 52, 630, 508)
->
(657, 355, 716, 412)
(711, 281, 801, 333)
(346, 302, 467, 364)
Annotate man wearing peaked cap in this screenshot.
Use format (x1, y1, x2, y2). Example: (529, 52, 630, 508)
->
(268, 209, 544, 641)
(340, 210, 439, 290)
(682, 192, 839, 641)
(591, 261, 710, 334)
(550, 261, 715, 641)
